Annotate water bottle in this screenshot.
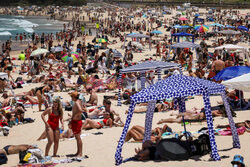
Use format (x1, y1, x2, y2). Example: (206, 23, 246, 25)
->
(175, 133, 179, 139)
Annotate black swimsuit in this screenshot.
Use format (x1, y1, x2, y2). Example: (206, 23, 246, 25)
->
(35, 86, 44, 94)
(3, 145, 11, 155)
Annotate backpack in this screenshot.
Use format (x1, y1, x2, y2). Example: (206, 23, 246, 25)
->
(191, 134, 211, 156)
(0, 153, 7, 165)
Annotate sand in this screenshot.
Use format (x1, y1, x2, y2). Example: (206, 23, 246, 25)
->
(0, 5, 249, 167)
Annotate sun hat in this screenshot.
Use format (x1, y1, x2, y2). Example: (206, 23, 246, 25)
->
(231, 154, 245, 167)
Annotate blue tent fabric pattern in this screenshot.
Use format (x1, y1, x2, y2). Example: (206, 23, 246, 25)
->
(115, 75, 240, 165)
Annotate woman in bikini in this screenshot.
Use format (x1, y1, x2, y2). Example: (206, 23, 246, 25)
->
(82, 112, 113, 130)
(36, 85, 52, 112)
(41, 98, 64, 157)
(125, 124, 172, 142)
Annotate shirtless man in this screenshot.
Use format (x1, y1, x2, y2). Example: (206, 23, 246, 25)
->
(2, 93, 10, 108)
(0, 144, 36, 155)
(85, 89, 98, 107)
(70, 92, 83, 157)
(212, 55, 225, 75)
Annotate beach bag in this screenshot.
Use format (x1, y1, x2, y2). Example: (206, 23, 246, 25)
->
(19, 150, 31, 164)
(0, 153, 7, 165)
(65, 105, 72, 111)
(157, 138, 192, 161)
(191, 134, 211, 156)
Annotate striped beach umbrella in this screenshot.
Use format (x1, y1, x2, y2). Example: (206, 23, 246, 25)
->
(62, 52, 79, 62)
(96, 38, 107, 43)
(194, 25, 209, 32)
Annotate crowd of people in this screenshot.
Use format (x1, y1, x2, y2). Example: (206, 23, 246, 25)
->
(0, 3, 249, 167)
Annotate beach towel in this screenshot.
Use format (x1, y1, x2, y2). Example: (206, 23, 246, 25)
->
(219, 127, 246, 136)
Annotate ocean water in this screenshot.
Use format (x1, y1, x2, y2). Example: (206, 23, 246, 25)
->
(0, 15, 66, 41)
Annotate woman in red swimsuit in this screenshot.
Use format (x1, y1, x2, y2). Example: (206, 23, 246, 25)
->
(82, 112, 113, 130)
(41, 98, 64, 157)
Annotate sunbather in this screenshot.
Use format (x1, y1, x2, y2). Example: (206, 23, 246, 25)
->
(0, 145, 36, 155)
(216, 120, 250, 133)
(125, 124, 172, 142)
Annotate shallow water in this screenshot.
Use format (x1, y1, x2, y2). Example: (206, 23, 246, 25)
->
(0, 15, 66, 41)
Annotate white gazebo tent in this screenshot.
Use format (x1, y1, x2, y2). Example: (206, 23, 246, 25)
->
(222, 73, 250, 92)
(215, 44, 249, 61)
(123, 33, 151, 50)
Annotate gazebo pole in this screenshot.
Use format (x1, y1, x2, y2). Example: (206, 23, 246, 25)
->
(178, 97, 188, 140)
(140, 72, 146, 90)
(221, 92, 241, 148)
(202, 92, 221, 161)
(117, 73, 122, 106)
(157, 68, 162, 81)
(143, 100, 156, 142)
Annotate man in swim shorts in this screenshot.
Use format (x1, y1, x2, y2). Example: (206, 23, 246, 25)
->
(70, 92, 83, 157)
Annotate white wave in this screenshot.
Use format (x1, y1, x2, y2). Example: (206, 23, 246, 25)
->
(10, 18, 38, 33)
(23, 28, 34, 33)
(44, 23, 52, 25)
(0, 28, 16, 31)
(0, 31, 12, 36)
(14, 16, 25, 18)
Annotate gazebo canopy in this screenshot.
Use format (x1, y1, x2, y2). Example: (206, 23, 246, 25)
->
(130, 75, 225, 102)
(170, 41, 200, 48)
(172, 32, 194, 37)
(215, 44, 247, 51)
(120, 61, 181, 74)
(115, 75, 240, 165)
(218, 30, 241, 35)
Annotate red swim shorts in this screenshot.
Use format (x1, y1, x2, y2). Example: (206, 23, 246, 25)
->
(71, 120, 83, 134)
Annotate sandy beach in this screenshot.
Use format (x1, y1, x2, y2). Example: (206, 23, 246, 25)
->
(0, 4, 249, 167)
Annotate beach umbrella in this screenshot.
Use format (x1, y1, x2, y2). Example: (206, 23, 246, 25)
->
(194, 25, 209, 32)
(179, 17, 188, 21)
(151, 30, 163, 34)
(30, 48, 49, 57)
(218, 30, 241, 35)
(96, 38, 107, 43)
(113, 50, 123, 58)
(54, 46, 63, 52)
(222, 73, 250, 92)
(209, 23, 224, 27)
(225, 25, 235, 29)
(238, 26, 249, 32)
(212, 66, 250, 81)
(173, 25, 182, 29)
(194, 13, 200, 17)
(156, 138, 191, 160)
(62, 52, 79, 62)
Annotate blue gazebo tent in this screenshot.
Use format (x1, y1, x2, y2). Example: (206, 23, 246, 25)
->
(117, 61, 182, 106)
(171, 32, 195, 43)
(115, 75, 240, 165)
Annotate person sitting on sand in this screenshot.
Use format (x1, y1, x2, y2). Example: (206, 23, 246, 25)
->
(103, 99, 124, 127)
(1, 93, 11, 108)
(0, 145, 37, 155)
(85, 88, 98, 107)
(125, 124, 172, 143)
